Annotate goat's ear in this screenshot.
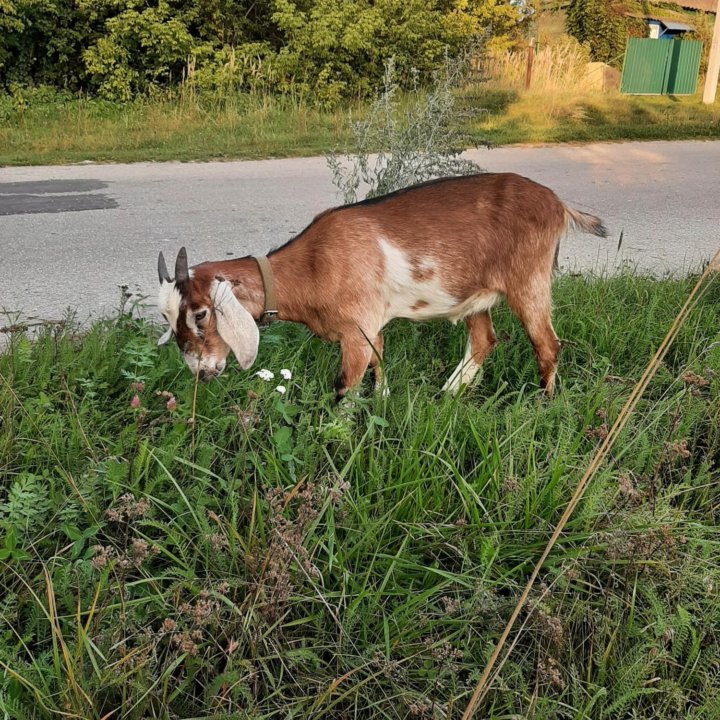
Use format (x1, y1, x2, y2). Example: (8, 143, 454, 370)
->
(213, 281, 259, 370)
(158, 252, 171, 284)
(157, 327, 173, 346)
(175, 247, 189, 284)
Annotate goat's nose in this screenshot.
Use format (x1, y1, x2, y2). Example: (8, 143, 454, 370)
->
(198, 368, 213, 382)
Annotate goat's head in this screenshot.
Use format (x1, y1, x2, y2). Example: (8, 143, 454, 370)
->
(156, 248, 259, 380)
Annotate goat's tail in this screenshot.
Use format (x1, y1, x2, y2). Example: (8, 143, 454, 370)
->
(565, 206, 608, 238)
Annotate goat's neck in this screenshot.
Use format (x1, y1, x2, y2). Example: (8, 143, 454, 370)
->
(207, 245, 314, 324)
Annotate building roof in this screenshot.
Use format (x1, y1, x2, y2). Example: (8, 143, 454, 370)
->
(647, 19, 695, 31)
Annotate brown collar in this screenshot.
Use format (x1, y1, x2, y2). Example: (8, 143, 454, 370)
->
(253, 255, 278, 322)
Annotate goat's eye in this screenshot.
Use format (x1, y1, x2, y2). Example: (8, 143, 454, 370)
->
(194, 310, 207, 323)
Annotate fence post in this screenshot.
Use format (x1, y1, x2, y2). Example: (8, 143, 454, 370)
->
(525, 38, 536, 90)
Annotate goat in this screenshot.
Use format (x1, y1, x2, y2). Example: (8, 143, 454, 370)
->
(156, 173, 607, 399)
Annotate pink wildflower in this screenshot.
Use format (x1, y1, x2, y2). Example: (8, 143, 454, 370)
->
(131, 394, 141, 408)
(166, 396, 177, 411)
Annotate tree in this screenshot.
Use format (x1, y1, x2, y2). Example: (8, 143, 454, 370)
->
(566, 0, 638, 65)
(0, 0, 535, 100)
(0, 0, 93, 89)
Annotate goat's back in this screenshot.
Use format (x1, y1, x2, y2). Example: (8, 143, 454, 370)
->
(301, 173, 569, 296)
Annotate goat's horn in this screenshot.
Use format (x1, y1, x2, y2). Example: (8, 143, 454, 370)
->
(175, 247, 189, 284)
(158, 251, 171, 283)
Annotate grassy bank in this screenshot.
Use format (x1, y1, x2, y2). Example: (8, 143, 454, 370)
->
(1, 86, 719, 167)
(1, 273, 719, 718)
(476, 88, 720, 145)
(0, 91, 354, 166)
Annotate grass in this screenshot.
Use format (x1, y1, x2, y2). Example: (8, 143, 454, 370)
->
(1, 271, 720, 718)
(1, 84, 719, 167)
(474, 88, 720, 146)
(0, 90, 354, 166)
(472, 40, 720, 146)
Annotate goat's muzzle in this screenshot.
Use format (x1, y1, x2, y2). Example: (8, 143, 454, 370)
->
(198, 368, 216, 382)
(185, 355, 227, 381)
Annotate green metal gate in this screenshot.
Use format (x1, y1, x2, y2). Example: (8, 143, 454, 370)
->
(621, 38, 702, 95)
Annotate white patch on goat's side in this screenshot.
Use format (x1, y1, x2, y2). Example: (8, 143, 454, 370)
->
(158, 281, 182, 332)
(377, 238, 501, 324)
(413, 256, 436, 277)
(378, 239, 457, 323)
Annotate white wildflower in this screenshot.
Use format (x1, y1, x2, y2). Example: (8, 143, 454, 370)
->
(255, 369, 274, 381)
(280, 368, 292, 380)
(275, 385, 286, 395)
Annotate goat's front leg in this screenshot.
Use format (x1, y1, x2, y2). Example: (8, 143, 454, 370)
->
(334, 330, 377, 402)
(368, 332, 389, 397)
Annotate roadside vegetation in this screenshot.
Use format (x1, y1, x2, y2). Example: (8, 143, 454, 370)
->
(2, 2, 719, 167)
(2, 81, 719, 167)
(474, 37, 720, 146)
(1, 272, 719, 718)
(0, 0, 526, 103)
(0, 87, 354, 165)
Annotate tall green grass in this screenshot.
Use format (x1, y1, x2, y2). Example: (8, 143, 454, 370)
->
(1, 272, 719, 719)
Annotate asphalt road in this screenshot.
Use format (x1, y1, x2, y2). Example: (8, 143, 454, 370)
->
(1, 140, 719, 327)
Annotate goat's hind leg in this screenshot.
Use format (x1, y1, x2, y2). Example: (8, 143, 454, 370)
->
(443, 311, 497, 394)
(507, 287, 560, 397)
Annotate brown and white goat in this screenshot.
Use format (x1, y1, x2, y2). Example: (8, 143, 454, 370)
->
(156, 173, 606, 398)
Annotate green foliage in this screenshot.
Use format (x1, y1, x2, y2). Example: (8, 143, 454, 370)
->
(0, 0, 92, 89)
(565, 0, 644, 65)
(0, 473, 51, 535)
(1, 272, 719, 717)
(0, 0, 532, 100)
(83, 1, 194, 100)
(0, 0, 23, 78)
(269, 0, 525, 104)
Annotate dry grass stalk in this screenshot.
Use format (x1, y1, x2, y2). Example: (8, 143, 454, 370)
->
(482, 40, 596, 94)
(461, 248, 720, 720)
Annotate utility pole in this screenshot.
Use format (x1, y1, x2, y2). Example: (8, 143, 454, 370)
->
(703, 0, 720, 104)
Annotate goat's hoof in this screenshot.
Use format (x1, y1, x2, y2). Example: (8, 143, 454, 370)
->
(375, 382, 390, 398)
(442, 381, 464, 396)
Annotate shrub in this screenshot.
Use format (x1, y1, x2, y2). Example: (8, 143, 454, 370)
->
(327, 53, 486, 204)
(184, 42, 279, 96)
(1, 0, 533, 101)
(566, 0, 644, 66)
(83, 2, 194, 100)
